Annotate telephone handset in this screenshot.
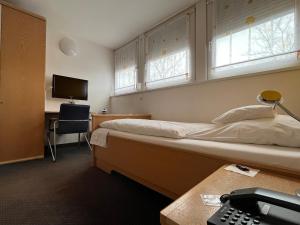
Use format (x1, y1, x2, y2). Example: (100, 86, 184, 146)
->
(207, 187, 300, 225)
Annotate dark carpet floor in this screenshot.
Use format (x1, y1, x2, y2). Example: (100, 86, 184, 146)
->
(0, 145, 172, 225)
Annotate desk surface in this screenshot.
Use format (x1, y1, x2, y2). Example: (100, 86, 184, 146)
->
(45, 110, 99, 114)
(160, 165, 300, 225)
(45, 110, 59, 114)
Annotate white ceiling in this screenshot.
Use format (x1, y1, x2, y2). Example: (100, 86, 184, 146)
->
(7, 0, 197, 49)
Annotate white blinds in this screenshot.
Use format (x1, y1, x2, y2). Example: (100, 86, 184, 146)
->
(115, 40, 138, 93)
(145, 13, 191, 88)
(209, 0, 300, 78)
(216, 0, 295, 36)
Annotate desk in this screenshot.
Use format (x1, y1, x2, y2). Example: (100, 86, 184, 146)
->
(160, 165, 300, 225)
(45, 110, 59, 114)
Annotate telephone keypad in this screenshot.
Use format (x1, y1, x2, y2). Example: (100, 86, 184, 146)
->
(208, 202, 263, 225)
(207, 188, 300, 225)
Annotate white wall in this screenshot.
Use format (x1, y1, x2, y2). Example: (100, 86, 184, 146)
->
(111, 70, 300, 123)
(46, 26, 114, 144)
(45, 26, 113, 113)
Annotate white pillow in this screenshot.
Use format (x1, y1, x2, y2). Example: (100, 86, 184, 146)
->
(212, 105, 276, 124)
(190, 115, 300, 147)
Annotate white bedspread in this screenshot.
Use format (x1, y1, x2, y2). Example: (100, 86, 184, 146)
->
(91, 119, 214, 148)
(101, 119, 215, 139)
(94, 115, 300, 148)
(90, 128, 109, 148)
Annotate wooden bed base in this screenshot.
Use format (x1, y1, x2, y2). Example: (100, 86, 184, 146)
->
(92, 114, 299, 200)
(93, 137, 227, 199)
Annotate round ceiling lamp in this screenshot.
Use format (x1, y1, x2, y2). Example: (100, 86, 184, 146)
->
(59, 37, 79, 56)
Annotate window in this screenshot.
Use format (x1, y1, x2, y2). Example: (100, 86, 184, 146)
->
(114, 40, 138, 94)
(144, 12, 193, 89)
(113, 1, 300, 95)
(209, 0, 300, 79)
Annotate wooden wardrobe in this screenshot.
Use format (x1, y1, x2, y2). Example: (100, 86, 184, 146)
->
(0, 3, 46, 164)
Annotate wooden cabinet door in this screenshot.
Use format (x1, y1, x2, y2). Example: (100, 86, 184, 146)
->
(0, 5, 46, 163)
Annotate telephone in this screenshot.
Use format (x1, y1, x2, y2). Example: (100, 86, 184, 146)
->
(207, 187, 300, 225)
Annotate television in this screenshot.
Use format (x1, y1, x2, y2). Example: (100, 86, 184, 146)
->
(52, 75, 88, 100)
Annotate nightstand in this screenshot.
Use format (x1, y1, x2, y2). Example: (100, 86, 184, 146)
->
(160, 165, 300, 225)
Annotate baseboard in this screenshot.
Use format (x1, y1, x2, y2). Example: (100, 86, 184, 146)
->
(0, 155, 44, 166)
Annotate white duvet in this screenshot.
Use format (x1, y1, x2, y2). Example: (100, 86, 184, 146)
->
(93, 115, 300, 148)
(100, 119, 215, 139)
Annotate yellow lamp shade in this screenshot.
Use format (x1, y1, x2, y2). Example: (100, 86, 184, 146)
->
(260, 90, 282, 102)
(257, 90, 300, 122)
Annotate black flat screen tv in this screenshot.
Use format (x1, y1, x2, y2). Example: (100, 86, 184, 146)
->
(52, 75, 88, 100)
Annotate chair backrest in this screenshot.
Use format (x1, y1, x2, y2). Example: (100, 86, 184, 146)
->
(59, 104, 90, 121)
(57, 104, 90, 134)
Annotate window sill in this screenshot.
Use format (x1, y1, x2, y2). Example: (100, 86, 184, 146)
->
(111, 65, 300, 98)
(112, 80, 195, 97)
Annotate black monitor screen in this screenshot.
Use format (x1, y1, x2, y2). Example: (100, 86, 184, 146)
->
(52, 75, 88, 100)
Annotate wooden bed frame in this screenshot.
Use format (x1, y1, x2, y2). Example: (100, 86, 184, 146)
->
(91, 114, 300, 200)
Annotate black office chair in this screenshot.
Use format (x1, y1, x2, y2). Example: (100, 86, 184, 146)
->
(47, 104, 92, 162)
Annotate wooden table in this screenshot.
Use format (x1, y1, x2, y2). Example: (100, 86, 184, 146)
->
(160, 165, 300, 225)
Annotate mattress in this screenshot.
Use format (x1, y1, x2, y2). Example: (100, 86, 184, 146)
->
(99, 116, 300, 148)
(93, 128, 300, 173)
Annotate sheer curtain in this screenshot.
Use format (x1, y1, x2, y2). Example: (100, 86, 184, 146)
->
(209, 0, 300, 79)
(115, 40, 138, 94)
(145, 12, 192, 89)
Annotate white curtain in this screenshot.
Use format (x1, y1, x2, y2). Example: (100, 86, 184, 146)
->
(145, 13, 191, 88)
(115, 40, 138, 93)
(209, 0, 300, 79)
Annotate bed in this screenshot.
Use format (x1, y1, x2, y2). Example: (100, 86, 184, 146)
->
(91, 114, 300, 199)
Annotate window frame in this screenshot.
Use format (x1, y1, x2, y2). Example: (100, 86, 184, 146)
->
(207, 0, 300, 80)
(143, 9, 196, 90)
(113, 8, 196, 96)
(113, 0, 300, 97)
